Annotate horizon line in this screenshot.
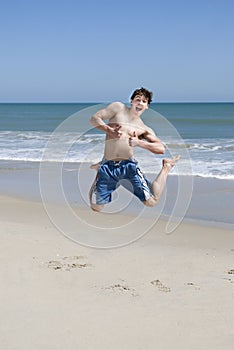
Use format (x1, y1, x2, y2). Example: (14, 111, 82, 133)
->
(0, 100, 233, 104)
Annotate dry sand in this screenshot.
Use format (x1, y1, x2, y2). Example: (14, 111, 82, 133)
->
(0, 194, 234, 350)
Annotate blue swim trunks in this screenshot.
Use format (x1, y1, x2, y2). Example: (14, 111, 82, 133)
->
(95, 158, 152, 205)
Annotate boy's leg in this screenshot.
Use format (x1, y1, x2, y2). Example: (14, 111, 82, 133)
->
(144, 155, 180, 207)
(89, 162, 117, 212)
(91, 203, 104, 212)
(89, 168, 104, 212)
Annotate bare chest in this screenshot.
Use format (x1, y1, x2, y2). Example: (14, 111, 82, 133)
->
(109, 115, 145, 137)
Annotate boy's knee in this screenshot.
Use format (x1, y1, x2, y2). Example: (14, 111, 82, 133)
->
(143, 196, 158, 207)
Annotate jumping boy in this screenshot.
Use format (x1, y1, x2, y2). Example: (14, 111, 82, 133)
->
(89, 87, 180, 212)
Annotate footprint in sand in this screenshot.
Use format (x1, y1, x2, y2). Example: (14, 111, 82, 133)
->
(224, 269, 234, 283)
(184, 282, 200, 290)
(47, 255, 92, 271)
(150, 279, 171, 293)
(104, 281, 138, 296)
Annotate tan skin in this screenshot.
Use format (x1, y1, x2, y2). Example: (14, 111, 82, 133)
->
(89, 94, 180, 211)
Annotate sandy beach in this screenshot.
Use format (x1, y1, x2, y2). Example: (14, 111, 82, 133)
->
(1, 191, 234, 350)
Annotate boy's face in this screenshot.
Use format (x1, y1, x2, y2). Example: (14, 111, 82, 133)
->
(131, 94, 149, 114)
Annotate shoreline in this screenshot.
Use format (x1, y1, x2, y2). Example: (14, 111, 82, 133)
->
(1, 190, 234, 232)
(1, 193, 234, 245)
(0, 160, 233, 228)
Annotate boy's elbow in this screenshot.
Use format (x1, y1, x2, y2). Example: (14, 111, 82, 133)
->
(152, 140, 165, 154)
(152, 147, 165, 155)
(157, 144, 165, 154)
(89, 116, 96, 126)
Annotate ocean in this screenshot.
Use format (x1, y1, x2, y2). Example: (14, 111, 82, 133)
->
(0, 102, 233, 180)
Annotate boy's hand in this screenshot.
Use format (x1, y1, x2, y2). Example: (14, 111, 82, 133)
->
(129, 131, 139, 147)
(106, 124, 122, 138)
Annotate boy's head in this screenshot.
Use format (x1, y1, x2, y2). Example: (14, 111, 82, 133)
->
(130, 87, 153, 105)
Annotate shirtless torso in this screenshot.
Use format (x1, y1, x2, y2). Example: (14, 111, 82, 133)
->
(90, 99, 165, 161)
(104, 105, 148, 160)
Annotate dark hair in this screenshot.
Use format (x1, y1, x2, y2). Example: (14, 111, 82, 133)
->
(130, 87, 153, 105)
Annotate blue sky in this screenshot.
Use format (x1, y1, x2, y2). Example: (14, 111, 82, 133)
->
(0, 0, 233, 102)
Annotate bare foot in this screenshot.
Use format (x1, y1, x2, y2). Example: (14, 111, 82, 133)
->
(90, 203, 104, 212)
(163, 155, 180, 169)
(90, 162, 100, 171)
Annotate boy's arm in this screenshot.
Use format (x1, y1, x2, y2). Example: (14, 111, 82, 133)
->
(90, 102, 123, 138)
(129, 128, 165, 154)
